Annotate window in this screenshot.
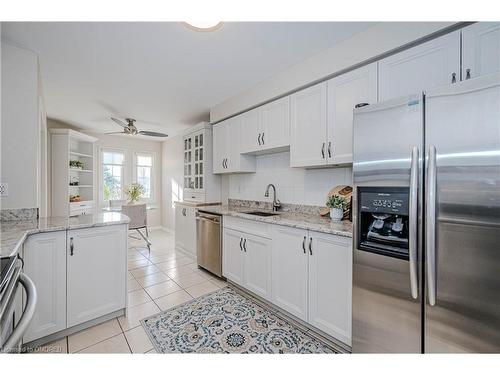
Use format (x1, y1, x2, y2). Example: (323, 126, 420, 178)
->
(135, 153, 153, 200)
(102, 150, 124, 201)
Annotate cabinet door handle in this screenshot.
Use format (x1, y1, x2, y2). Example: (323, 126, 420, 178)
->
(239, 238, 243, 251)
(258, 133, 261, 146)
(466, 68, 471, 80)
(328, 141, 332, 158)
(308, 237, 313, 255)
(451, 73, 457, 83)
(302, 236, 306, 254)
(262, 132, 264, 145)
(243, 238, 247, 252)
(70, 237, 74, 256)
(321, 142, 325, 159)
(222, 159, 225, 169)
(355, 102, 369, 109)
(224, 158, 228, 169)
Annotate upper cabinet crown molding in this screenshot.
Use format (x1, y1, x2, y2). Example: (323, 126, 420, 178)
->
(462, 22, 500, 80)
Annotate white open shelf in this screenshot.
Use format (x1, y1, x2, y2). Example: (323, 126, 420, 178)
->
(70, 151, 93, 158)
(51, 128, 98, 216)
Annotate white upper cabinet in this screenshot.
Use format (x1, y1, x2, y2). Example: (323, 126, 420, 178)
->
(462, 22, 500, 80)
(240, 96, 290, 154)
(212, 121, 228, 174)
(308, 231, 352, 346)
(240, 107, 262, 154)
(67, 225, 127, 327)
(327, 63, 378, 165)
(23, 231, 67, 343)
(212, 118, 255, 174)
(260, 96, 290, 152)
(378, 31, 461, 101)
(290, 82, 328, 168)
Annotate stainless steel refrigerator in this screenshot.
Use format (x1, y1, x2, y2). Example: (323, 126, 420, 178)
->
(352, 72, 500, 353)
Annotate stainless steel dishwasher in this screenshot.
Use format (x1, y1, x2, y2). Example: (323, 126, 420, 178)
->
(196, 211, 222, 277)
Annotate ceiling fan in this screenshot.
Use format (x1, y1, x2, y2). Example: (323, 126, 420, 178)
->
(107, 117, 168, 137)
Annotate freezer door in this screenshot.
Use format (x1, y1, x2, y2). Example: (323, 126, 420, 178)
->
(352, 95, 424, 353)
(425, 73, 500, 352)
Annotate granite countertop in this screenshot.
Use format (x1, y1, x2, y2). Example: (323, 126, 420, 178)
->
(174, 201, 221, 207)
(197, 205, 352, 238)
(0, 212, 130, 258)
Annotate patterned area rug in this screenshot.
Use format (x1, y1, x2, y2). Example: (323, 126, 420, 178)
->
(141, 287, 336, 353)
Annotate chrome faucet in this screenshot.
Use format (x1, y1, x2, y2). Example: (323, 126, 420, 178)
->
(265, 184, 281, 211)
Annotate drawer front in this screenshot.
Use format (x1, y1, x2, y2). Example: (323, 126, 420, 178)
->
(224, 216, 270, 239)
(184, 191, 206, 203)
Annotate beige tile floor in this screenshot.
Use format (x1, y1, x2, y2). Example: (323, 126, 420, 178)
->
(37, 229, 227, 354)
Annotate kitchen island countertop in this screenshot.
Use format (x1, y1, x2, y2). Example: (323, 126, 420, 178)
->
(0, 212, 130, 258)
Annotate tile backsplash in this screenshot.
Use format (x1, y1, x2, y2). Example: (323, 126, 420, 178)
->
(227, 151, 352, 207)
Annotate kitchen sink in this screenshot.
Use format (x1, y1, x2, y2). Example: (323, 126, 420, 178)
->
(243, 211, 280, 217)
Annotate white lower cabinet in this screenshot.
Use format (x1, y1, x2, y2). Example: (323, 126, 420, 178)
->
(224, 220, 352, 346)
(223, 228, 272, 300)
(223, 228, 245, 285)
(270, 226, 309, 321)
(67, 225, 127, 327)
(308, 231, 352, 346)
(175, 204, 197, 257)
(242, 233, 272, 300)
(23, 231, 67, 342)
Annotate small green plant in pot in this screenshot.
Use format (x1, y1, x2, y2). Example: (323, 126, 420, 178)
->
(124, 183, 145, 204)
(326, 194, 348, 221)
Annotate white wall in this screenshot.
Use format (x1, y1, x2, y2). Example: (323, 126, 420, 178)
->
(161, 134, 184, 232)
(210, 22, 455, 122)
(47, 119, 163, 227)
(227, 152, 351, 207)
(1, 42, 40, 210)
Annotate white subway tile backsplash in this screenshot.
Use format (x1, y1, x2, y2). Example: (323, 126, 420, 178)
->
(227, 151, 352, 207)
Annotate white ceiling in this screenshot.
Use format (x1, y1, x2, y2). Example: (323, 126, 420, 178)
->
(2, 22, 374, 138)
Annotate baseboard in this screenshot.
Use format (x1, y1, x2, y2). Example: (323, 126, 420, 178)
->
(156, 226, 174, 234)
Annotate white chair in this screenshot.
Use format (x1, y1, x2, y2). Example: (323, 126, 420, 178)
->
(109, 199, 126, 209)
(121, 203, 151, 253)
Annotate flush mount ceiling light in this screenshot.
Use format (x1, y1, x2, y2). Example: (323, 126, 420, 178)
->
(183, 21, 223, 32)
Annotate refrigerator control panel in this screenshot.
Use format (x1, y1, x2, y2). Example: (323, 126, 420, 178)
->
(357, 187, 410, 260)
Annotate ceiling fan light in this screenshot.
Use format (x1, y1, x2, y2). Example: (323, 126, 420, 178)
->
(183, 21, 223, 32)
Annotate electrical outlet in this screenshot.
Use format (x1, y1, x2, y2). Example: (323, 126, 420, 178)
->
(0, 183, 8, 196)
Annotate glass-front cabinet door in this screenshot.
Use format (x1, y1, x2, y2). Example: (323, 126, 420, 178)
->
(184, 130, 205, 192)
(183, 135, 193, 189)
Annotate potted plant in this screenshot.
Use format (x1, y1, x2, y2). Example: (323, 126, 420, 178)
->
(326, 194, 348, 221)
(124, 183, 145, 204)
(69, 160, 84, 170)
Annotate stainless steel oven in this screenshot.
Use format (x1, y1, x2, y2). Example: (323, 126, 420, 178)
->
(0, 256, 37, 353)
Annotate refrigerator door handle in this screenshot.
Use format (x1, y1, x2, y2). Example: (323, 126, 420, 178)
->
(426, 145, 437, 306)
(409, 146, 419, 299)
